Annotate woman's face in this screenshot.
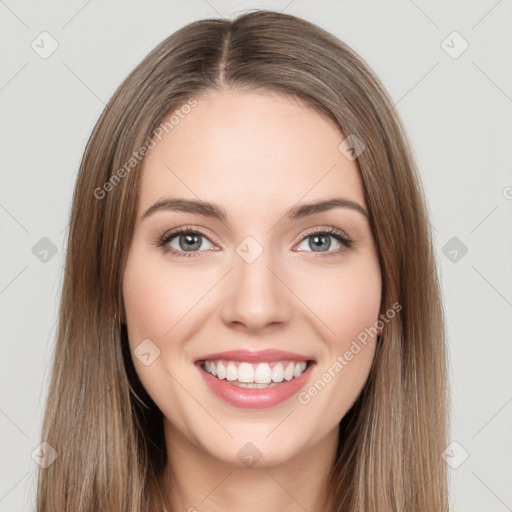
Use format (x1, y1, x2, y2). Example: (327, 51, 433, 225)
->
(122, 88, 382, 467)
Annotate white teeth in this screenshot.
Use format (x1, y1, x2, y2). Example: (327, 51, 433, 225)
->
(238, 362, 254, 383)
(226, 362, 238, 381)
(202, 359, 309, 384)
(284, 362, 294, 381)
(271, 364, 284, 383)
(293, 362, 307, 378)
(216, 361, 226, 380)
(254, 363, 272, 384)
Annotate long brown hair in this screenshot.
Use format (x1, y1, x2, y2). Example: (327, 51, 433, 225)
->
(36, 10, 448, 511)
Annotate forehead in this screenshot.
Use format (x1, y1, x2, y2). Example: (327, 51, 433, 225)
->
(138, 89, 367, 217)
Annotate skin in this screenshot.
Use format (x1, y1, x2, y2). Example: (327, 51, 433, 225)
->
(122, 88, 382, 512)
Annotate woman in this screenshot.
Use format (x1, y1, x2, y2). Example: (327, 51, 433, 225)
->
(36, 10, 448, 512)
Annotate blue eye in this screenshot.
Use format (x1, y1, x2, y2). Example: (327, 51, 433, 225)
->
(156, 226, 353, 259)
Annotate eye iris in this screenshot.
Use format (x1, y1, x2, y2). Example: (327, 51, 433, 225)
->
(310, 234, 331, 252)
(179, 233, 201, 251)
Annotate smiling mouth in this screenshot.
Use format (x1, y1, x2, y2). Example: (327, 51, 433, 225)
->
(198, 359, 312, 388)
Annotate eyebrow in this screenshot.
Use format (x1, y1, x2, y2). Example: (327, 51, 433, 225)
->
(142, 197, 369, 222)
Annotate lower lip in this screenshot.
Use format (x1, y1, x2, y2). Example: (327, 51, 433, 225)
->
(196, 362, 315, 409)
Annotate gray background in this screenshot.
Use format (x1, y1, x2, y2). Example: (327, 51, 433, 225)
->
(1, 1, 511, 510)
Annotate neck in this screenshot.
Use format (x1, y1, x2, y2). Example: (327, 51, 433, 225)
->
(160, 419, 339, 512)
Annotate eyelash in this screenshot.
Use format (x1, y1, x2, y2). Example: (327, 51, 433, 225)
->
(154, 225, 354, 259)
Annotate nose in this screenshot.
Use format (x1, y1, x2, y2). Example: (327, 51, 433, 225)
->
(219, 247, 292, 334)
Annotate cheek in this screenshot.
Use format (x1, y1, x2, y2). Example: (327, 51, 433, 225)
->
(294, 255, 381, 413)
(122, 250, 193, 414)
(301, 256, 382, 343)
(123, 268, 166, 344)
(122, 248, 206, 344)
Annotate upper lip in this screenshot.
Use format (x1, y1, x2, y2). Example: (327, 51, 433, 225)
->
(196, 349, 313, 364)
